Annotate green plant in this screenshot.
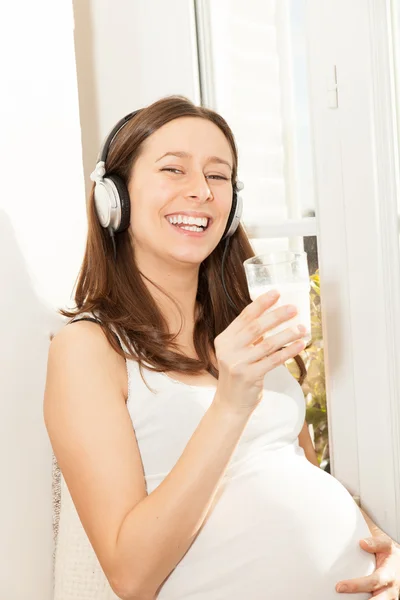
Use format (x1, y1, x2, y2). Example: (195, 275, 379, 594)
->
(286, 271, 329, 468)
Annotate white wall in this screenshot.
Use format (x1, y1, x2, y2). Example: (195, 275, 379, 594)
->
(73, 0, 200, 194)
(0, 1, 86, 597)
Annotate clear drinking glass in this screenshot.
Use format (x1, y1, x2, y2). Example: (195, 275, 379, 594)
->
(243, 251, 312, 345)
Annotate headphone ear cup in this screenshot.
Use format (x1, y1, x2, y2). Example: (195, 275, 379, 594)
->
(222, 188, 243, 239)
(106, 174, 131, 233)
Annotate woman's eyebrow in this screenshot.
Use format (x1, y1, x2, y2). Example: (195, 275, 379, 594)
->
(156, 151, 232, 171)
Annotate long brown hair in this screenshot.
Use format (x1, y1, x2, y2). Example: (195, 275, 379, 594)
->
(61, 95, 306, 384)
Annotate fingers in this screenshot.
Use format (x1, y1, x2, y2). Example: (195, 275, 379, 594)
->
(229, 290, 281, 338)
(336, 566, 396, 594)
(360, 536, 394, 554)
(247, 325, 306, 364)
(335, 537, 400, 598)
(236, 302, 299, 348)
(251, 339, 306, 376)
(370, 588, 396, 599)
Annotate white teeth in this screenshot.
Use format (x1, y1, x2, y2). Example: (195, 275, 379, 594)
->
(167, 215, 209, 228)
(181, 225, 203, 232)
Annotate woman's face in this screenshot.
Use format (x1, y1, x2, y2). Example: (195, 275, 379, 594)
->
(128, 116, 234, 268)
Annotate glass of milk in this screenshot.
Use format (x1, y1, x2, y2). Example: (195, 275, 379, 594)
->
(243, 251, 311, 345)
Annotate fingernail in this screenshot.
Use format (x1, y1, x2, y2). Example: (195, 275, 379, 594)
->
(286, 305, 297, 316)
(297, 324, 306, 334)
(337, 585, 348, 593)
(364, 538, 373, 546)
(266, 289, 279, 299)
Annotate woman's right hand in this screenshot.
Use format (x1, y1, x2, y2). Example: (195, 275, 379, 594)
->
(213, 290, 306, 415)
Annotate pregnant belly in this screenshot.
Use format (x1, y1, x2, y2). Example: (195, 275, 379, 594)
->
(158, 444, 376, 600)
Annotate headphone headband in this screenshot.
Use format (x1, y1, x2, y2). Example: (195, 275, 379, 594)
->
(97, 110, 141, 164)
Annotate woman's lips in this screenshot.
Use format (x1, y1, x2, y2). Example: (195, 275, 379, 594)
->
(165, 218, 211, 238)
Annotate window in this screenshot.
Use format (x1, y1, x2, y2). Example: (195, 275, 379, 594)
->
(195, 0, 328, 467)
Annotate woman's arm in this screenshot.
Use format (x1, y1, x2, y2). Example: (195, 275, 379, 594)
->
(44, 322, 252, 600)
(298, 419, 320, 467)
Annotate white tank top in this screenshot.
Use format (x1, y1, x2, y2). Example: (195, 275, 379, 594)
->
(54, 317, 375, 600)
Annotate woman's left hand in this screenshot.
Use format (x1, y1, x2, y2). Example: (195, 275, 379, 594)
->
(336, 534, 400, 598)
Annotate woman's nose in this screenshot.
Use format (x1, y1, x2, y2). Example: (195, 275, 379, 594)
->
(184, 173, 213, 203)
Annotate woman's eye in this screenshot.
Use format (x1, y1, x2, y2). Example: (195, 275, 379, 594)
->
(161, 168, 183, 174)
(206, 175, 229, 181)
(161, 168, 228, 181)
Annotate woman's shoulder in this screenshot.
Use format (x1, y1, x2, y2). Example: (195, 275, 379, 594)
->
(49, 317, 129, 401)
(52, 314, 108, 347)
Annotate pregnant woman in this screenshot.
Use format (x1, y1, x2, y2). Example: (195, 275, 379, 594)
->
(44, 95, 400, 599)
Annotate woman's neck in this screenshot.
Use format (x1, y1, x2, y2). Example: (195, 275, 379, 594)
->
(136, 259, 200, 341)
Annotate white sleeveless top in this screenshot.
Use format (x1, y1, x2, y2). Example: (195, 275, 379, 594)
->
(54, 317, 375, 600)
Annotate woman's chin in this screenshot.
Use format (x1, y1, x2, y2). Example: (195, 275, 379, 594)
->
(165, 245, 212, 266)
(170, 252, 209, 266)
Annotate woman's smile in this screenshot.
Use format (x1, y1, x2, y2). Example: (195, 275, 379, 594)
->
(165, 211, 214, 238)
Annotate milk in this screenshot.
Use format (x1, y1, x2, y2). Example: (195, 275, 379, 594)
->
(249, 281, 311, 343)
